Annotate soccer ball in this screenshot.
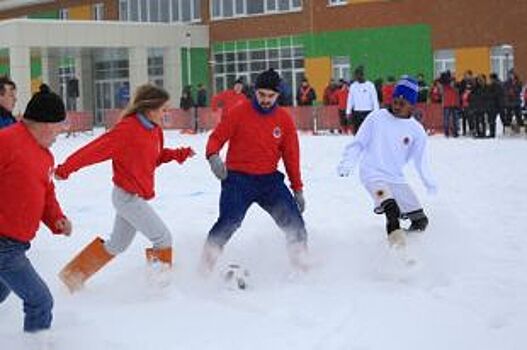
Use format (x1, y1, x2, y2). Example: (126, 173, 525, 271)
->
(223, 264, 250, 290)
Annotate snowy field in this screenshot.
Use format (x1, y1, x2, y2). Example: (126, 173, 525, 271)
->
(1, 129, 527, 350)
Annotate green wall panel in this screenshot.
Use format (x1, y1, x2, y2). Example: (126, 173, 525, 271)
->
(0, 64, 8, 76)
(30, 59, 42, 79)
(181, 48, 209, 89)
(301, 24, 433, 82)
(28, 10, 59, 19)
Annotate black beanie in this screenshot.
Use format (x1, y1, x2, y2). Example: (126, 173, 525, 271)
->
(255, 69, 281, 93)
(24, 84, 66, 123)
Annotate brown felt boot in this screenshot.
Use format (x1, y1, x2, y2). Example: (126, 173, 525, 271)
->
(59, 237, 114, 293)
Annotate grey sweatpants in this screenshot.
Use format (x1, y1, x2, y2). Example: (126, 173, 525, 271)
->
(104, 186, 172, 255)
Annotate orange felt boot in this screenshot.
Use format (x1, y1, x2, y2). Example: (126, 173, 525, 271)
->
(59, 237, 114, 293)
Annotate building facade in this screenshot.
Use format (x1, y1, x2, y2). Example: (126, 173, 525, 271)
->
(0, 0, 525, 119)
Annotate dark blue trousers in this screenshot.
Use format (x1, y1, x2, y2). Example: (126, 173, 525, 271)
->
(208, 171, 307, 247)
(0, 237, 53, 332)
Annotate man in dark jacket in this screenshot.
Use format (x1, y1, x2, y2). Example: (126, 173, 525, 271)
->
(296, 78, 317, 106)
(487, 73, 505, 138)
(196, 83, 208, 107)
(0, 76, 17, 129)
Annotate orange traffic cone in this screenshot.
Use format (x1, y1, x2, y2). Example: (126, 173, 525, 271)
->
(145, 247, 173, 266)
(59, 237, 114, 293)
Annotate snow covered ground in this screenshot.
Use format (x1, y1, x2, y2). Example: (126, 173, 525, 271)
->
(1, 130, 526, 350)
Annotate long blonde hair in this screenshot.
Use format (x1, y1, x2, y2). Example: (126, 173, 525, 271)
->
(121, 84, 170, 118)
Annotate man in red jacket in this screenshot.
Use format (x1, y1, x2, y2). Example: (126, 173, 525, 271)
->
(201, 69, 308, 275)
(0, 84, 71, 334)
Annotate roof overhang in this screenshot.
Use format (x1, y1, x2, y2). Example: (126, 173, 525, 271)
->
(0, 18, 209, 48)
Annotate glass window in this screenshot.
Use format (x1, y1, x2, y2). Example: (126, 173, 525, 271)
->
(329, 0, 347, 5)
(119, 0, 128, 21)
(182, 0, 191, 21)
(278, 0, 290, 11)
(160, 0, 170, 22)
(491, 45, 514, 81)
(93, 3, 104, 20)
(267, 0, 277, 11)
(237, 52, 247, 61)
(212, 0, 221, 17)
(247, 0, 264, 14)
(433, 50, 455, 78)
(226, 52, 235, 62)
(268, 49, 279, 59)
(171, 0, 179, 20)
(140, 0, 148, 21)
(250, 50, 265, 60)
(215, 76, 225, 93)
(130, 0, 139, 21)
(224, 0, 234, 17)
(332, 56, 350, 80)
(193, 0, 201, 20)
(235, 0, 244, 14)
(150, 0, 160, 22)
(292, 0, 301, 7)
(280, 47, 292, 58)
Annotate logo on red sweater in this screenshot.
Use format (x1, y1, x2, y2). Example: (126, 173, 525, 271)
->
(273, 127, 282, 139)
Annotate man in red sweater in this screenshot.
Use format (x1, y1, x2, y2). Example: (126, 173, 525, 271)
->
(200, 69, 308, 275)
(0, 84, 71, 334)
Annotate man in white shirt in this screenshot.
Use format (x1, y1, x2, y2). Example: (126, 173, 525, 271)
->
(346, 66, 379, 134)
(337, 76, 437, 248)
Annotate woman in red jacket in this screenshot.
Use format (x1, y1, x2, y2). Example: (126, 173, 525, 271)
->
(55, 84, 194, 292)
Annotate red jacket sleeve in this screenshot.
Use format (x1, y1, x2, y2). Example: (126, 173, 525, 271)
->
(206, 112, 237, 158)
(211, 91, 226, 111)
(158, 147, 193, 165)
(41, 180, 66, 234)
(55, 124, 122, 178)
(281, 115, 303, 192)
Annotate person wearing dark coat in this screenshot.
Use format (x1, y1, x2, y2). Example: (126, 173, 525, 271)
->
(486, 73, 505, 138)
(179, 86, 195, 111)
(469, 75, 488, 138)
(196, 84, 208, 107)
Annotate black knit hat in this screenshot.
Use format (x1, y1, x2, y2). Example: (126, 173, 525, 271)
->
(24, 84, 66, 123)
(255, 69, 281, 93)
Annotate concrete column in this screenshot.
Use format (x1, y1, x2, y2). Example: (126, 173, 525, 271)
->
(164, 46, 182, 107)
(9, 46, 31, 116)
(75, 48, 94, 113)
(128, 46, 148, 92)
(41, 48, 61, 95)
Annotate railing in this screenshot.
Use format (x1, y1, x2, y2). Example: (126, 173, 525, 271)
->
(72, 104, 445, 135)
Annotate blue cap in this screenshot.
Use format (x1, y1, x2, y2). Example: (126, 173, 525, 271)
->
(393, 76, 418, 105)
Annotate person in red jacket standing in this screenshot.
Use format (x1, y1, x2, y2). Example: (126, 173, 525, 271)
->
(335, 80, 350, 134)
(211, 78, 247, 118)
(201, 69, 308, 275)
(0, 84, 72, 334)
(55, 84, 194, 292)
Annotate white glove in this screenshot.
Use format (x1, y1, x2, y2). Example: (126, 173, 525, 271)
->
(208, 154, 227, 180)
